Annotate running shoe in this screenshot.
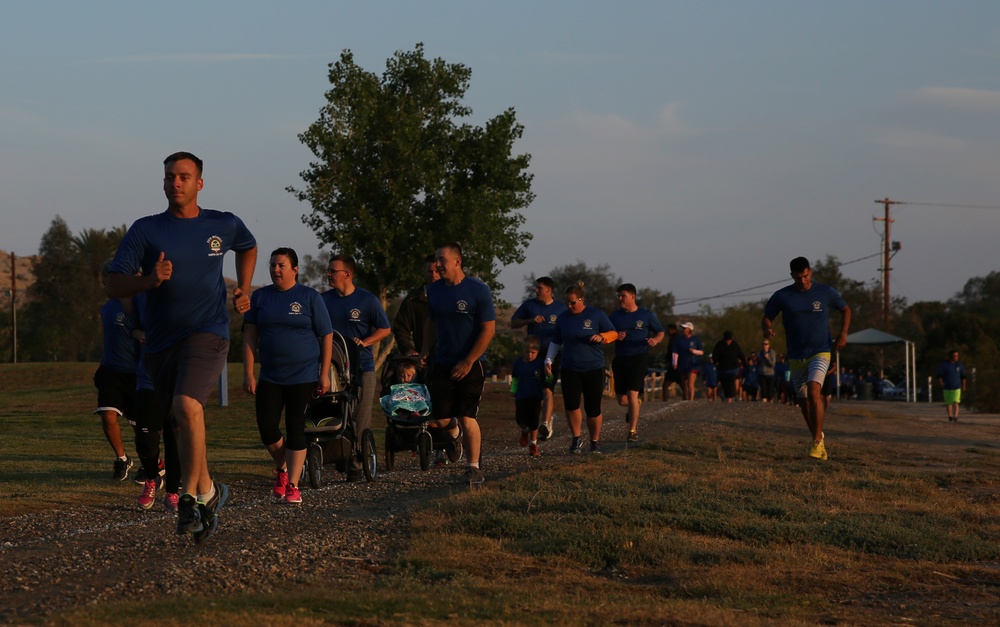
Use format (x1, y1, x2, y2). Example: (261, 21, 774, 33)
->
(519, 430, 529, 447)
(538, 421, 550, 441)
(545, 415, 557, 440)
(112, 455, 133, 482)
(136, 476, 163, 510)
(177, 494, 203, 535)
(569, 436, 582, 455)
(345, 469, 365, 483)
(447, 437, 464, 464)
(434, 450, 449, 467)
(272, 468, 289, 499)
(133, 458, 166, 485)
(284, 484, 302, 505)
(809, 440, 828, 461)
(528, 442, 540, 457)
(163, 492, 179, 513)
(465, 467, 484, 485)
(193, 482, 229, 544)
(627, 430, 639, 443)
(590, 440, 602, 454)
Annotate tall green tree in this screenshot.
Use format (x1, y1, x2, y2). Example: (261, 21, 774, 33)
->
(290, 43, 534, 303)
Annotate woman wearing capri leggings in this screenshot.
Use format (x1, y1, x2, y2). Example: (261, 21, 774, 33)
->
(243, 248, 332, 505)
(545, 283, 618, 454)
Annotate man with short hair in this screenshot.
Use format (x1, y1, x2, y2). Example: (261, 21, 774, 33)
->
(608, 283, 664, 441)
(937, 350, 967, 422)
(758, 339, 777, 403)
(762, 256, 851, 460)
(420, 243, 496, 485)
(510, 276, 567, 440)
(322, 254, 391, 481)
(107, 151, 257, 542)
(393, 254, 439, 357)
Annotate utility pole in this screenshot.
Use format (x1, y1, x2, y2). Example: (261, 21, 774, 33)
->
(874, 198, 901, 328)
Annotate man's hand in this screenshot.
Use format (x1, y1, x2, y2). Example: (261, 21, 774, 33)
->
(152, 251, 172, 287)
(233, 287, 250, 314)
(451, 359, 473, 381)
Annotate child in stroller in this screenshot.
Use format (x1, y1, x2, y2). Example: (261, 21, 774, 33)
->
(380, 355, 463, 471)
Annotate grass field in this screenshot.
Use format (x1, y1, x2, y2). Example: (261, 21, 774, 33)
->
(2, 362, 1000, 625)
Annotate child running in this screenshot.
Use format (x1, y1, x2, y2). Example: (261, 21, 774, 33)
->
(511, 336, 546, 456)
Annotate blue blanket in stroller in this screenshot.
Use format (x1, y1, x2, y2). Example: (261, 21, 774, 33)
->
(380, 383, 432, 418)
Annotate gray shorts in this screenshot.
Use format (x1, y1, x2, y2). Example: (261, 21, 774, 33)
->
(144, 332, 229, 411)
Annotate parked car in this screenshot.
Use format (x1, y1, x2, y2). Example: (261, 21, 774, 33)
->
(881, 380, 908, 400)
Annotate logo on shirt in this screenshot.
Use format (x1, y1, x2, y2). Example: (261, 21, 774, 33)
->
(583, 319, 593, 329)
(350, 308, 361, 321)
(457, 300, 468, 313)
(289, 302, 302, 315)
(206, 235, 224, 257)
(635, 321, 644, 330)
(812, 301, 822, 312)
(115, 312, 127, 326)
(548, 314, 558, 324)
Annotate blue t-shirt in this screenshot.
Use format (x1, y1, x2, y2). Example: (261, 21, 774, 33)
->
(133, 292, 154, 391)
(937, 360, 966, 390)
(512, 356, 546, 401)
(426, 277, 496, 367)
(247, 283, 333, 385)
(110, 208, 256, 354)
(609, 307, 664, 357)
(673, 335, 703, 373)
(763, 282, 847, 359)
(321, 287, 390, 373)
(552, 306, 615, 372)
(701, 361, 718, 387)
(511, 299, 568, 350)
(99, 299, 138, 373)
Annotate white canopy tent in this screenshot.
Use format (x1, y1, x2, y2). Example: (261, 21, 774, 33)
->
(841, 328, 917, 402)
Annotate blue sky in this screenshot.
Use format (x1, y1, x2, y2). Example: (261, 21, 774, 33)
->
(3, 1, 999, 313)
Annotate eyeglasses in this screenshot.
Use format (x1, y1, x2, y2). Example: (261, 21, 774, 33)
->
(566, 299, 581, 306)
(326, 269, 349, 275)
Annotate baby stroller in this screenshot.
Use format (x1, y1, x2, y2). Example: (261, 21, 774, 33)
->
(302, 331, 377, 487)
(379, 354, 462, 472)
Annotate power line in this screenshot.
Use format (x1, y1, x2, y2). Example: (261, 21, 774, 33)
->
(899, 201, 1000, 210)
(673, 251, 883, 307)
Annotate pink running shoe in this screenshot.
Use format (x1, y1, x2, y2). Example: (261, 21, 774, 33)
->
(284, 484, 302, 505)
(163, 492, 180, 513)
(137, 476, 163, 510)
(273, 468, 289, 499)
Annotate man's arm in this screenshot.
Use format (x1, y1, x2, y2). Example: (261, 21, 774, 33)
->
(450, 320, 496, 380)
(393, 296, 417, 354)
(510, 317, 533, 330)
(232, 246, 258, 311)
(834, 305, 852, 351)
(761, 314, 775, 339)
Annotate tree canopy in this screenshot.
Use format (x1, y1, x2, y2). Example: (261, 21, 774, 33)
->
(290, 43, 535, 306)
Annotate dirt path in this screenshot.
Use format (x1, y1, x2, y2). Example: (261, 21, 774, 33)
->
(2, 393, 997, 623)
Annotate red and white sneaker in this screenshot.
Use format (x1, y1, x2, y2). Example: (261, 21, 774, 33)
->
(163, 492, 180, 513)
(528, 442, 540, 457)
(273, 468, 289, 499)
(137, 476, 163, 510)
(284, 484, 302, 505)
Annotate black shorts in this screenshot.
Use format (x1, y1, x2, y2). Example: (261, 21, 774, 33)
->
(515, 398, 543, 431)
(430, 361, 486, 420)
(560, 368, 604, 418)
(93, 365, 136, 417)
(612, 354, 648, 395)
(144, 332, 229, 411)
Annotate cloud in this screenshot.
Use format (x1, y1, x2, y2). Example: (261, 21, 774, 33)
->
(907, 86, 1000, 111)
(561, 102, 693, 144)
(78, 53, 290, 65)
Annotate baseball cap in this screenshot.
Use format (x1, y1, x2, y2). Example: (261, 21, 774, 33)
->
(681, 322, 694, 330)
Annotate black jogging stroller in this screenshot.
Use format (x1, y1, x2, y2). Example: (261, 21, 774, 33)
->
(379, 354, 463, 471)
(302, 331, 377, 487)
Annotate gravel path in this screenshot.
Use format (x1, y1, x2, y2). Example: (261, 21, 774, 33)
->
(4, 397, 997, 623)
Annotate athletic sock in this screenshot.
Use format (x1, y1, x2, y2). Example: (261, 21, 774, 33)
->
(198, 484, 216, 505)
(468, 462, 480, 469)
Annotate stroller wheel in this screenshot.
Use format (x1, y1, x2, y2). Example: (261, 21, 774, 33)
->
(306, 444, 323, 489)
(361, 429, 377, 482)
(417, 431, 432, 472)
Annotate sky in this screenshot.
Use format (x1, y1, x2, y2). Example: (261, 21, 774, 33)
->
(3, 1, 999, 315)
